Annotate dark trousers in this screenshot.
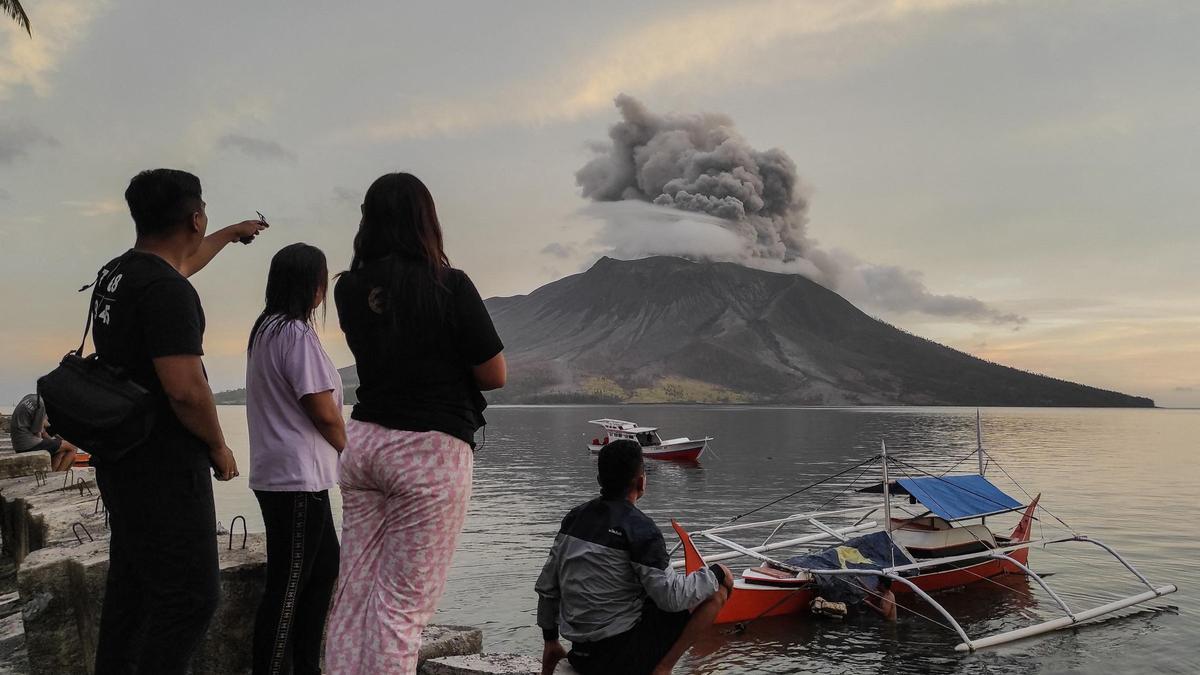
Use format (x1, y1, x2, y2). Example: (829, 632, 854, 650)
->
(94, 447, 220, 675)
(568, 602, 691, 675)
(252, 490, 340, 675)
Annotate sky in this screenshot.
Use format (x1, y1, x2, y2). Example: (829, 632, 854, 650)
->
(0, 0, 1197, 407)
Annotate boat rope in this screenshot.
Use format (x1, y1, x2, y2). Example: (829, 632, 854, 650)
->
(726, 572, 960, 639)
(886, 458, 1048, 605)
(937, 447, 985, 477)
(721, 453, 883, 524)
(809, 459, 881, 515)
(834, 575, 960, 636)
(727, 587, 808, 634)
(889, 456, 1061, 532)
(979, 447, 1077, 535)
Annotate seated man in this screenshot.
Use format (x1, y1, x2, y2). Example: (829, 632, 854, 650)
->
(536, 440, 732, 675)
(9, 393, 79, 471)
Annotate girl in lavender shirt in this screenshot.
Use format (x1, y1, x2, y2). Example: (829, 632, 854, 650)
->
(245, 243, 345, 675)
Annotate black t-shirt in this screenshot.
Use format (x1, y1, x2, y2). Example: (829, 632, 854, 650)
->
(91, 249, 208, 461)
(334, 261, 503, 446)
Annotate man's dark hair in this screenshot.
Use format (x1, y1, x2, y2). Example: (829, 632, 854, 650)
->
(124, 169, 203, 238)
(598, 439, 644, 499)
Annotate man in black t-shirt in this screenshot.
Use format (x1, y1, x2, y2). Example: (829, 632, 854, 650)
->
(90, 169, 266, 675)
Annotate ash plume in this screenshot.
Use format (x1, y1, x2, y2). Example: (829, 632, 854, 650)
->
(576, 95, 1023, 326)
(577, 94, 816, 271)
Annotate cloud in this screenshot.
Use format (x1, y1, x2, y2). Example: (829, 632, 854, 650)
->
(332, 186, 360, 204)
(64, 199, 125, 217)
(216, 134, 297, 163)
(0, 187, 9, 200)
(347, 0, 992, 140)
(540, 242, 576, 259)
(0, 0, 108, 99)
(826, 251, 1027, 325)
(583, 202, 759, 263)
(0, 122, 58, 163)
(1174, 386, 1195, 392)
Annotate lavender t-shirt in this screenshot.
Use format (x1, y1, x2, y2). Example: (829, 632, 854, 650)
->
(246, 318, 343, 492)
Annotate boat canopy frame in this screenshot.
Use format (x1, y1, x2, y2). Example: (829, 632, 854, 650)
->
(588, 418, 659, 433)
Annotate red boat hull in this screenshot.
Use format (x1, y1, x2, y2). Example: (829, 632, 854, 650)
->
(672, 496, 1041, 624)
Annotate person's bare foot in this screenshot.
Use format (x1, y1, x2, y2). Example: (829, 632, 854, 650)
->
(51, 447, 78, 472)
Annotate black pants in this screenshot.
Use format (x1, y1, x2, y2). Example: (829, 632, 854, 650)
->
(94, 446, 220, 675)
(568, 602, 691, 675)
(252, 490, 340, 675)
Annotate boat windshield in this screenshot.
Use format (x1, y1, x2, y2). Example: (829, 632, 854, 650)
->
(636, 432, 660, 446)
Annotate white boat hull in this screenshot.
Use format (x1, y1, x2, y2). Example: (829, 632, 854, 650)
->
(587, 438, 708, 461)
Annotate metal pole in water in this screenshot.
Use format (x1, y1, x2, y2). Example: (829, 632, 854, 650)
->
(976, 409, 985, 476)
(881, 439, 892, 533)
(881, 440, 895, 567)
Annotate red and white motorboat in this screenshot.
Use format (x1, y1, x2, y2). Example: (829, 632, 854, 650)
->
(668, 416, 1177, 653)
(587, 419, 711, 461)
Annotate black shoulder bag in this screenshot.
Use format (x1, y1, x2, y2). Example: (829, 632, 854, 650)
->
(36, 260, 156, 462)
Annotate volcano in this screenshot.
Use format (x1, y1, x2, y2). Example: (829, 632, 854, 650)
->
(217, 256, 1152, 407)
(480, 256, 1151, 406)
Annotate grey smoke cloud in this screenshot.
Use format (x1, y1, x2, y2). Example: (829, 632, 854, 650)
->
(216, 134, 297, 163)
(0, 122, 59, 164)
(332, 186, 360, 204)
(831, 252, 1027, 325)
(540, 242, 576, 259)
(577, 95, 1024, 325)
(577, 94, 810, 266)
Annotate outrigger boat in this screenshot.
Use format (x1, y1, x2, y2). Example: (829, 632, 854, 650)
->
(669, 418, 1177, 652)
(587, 419, 711, 461)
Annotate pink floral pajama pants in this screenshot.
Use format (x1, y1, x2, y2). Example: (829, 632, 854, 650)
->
(325, 421, 474, 674)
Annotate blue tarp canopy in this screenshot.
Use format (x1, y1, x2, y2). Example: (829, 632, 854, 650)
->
(862, 474, 1023, 521)
(898, 475, 1022, 521)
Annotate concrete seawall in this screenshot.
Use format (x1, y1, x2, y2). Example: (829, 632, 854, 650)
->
(0, 413, 571, 674)
(0, 466, 487, 674)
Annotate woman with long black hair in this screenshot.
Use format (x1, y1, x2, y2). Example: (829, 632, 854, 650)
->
(325, 173, 506, 674)
(245, 243, 345, 675)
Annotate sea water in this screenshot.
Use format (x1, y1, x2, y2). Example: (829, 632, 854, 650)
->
(210, 405, 1198, 673)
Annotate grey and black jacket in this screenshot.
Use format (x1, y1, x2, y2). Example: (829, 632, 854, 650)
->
(535, 497, 718, 643)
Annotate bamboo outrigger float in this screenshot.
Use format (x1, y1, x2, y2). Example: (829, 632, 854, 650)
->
(669, 415, 1177, 652)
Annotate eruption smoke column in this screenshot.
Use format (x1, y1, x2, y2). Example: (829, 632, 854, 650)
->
(575, 95, 1023, 325)
(576, 94, 838, 280)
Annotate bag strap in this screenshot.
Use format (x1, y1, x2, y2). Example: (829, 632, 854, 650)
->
(74, 256, 128, 357)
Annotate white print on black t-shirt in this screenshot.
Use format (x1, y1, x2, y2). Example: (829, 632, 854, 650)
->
(94, 266, 118, 326)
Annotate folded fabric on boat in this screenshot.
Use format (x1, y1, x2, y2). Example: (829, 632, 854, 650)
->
(784, 531, 910, 603)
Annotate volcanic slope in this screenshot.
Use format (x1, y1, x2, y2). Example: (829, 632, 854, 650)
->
(483, 256, 1152, 406)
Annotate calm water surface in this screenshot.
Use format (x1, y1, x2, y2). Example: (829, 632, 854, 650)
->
(212, 405, 1197, 674)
